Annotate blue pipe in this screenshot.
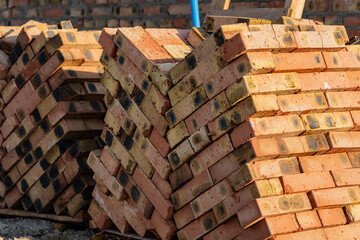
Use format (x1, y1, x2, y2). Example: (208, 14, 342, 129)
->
(190, 0, 200, 28)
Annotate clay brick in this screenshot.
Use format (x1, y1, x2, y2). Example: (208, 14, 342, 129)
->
(98, 28, 117, 57)
(167, 139, 195, 170)
(299, 153, 352, 172)
(204, 52, 275, 100)
(299, 71, 356, 92)
(273, 52, 326, 72)
(149, 128, 170, 158)
(190, 179, 233, 219)
(230, 115, 304, 147)
(295, 210, 322, 230)
(149, 63, 174, 97)
(176, 211, 218, 240)
(185, 92, 230, 135)
(326, 91, 360, 111)
(324, 222, 360, 240)
(313, 25, 349, 43)
(173, 204, 194, 230)
(319, 31, 346, 50)
(189, 134, 234, 176)
(293, 31, 323, 51)
(331, 168, 360, 186)
(87, 200, 114, 230)
(278, 92, 328, 114)
(317, 207, 347, 227)
(168, 163, 193, 191)
(188, 127, 211, 153)
(151, 171, 172, 200)
(225, 72, 301, 106)
(208, 94, 279, 141)
(274, 228, 327, 240)
(100, 146, 120, 176)
(2, 79, 19, 104)
(220, 31, 280, 61)
(151, 210, 176, 240)
(273, 31, 298, 53)
(281, 171, 335, 194)
(237, 192, 312, 228)
(322, 51, 360, 71)
(132, 167, 174, 220)
(171, 169, 213, 211)
(147, 84, 170, 115)
(345, 204, 360, 223)
(203, 216, 242, 240)
(351, 111, 360, 130)
(308, 186, 360, 208)
(327, 131, 360, 152)
(166, 121, 189, 149)
(1, 115, 19, 139)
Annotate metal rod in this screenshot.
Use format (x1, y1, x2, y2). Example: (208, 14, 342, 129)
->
(191, 0, 201, 28)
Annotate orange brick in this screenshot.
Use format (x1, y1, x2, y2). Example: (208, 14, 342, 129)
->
(189, 134, 234, 176)
(313, 25, 349, 43)
(273, 31, 298, 53)
(295, 210, 322, 230)
(220, 31, 280, 61)
(237, 193, 312, 228)
(346, 71, 360, 90)
(351, 111, 360, 130)
(281, 171, 335, 194)
(293, 31, 323, 51)
(277, 92, 328, 114)
(230, 115, 304, 147)
(274, 228, 327, 240)
(317, 207, 347, 227)
(331, 168, 360, 186)
(318, 31, 346, 50)
(324, 222, 360, 240)
(322, 51, 360, 71)
(327, 131, 360, 153)
(308, 186, 360, 208)
(299, 72, 356, 92)
(235, 214, 300, 240)
(326, 91, 360, 111)
(273, 52, 326, 73)
(299, 153, 352, 172)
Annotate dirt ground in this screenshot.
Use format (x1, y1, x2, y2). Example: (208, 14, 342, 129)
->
(0, 217, 94, 240)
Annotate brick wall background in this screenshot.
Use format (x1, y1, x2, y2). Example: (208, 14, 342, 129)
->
(0, 0, 359, 37)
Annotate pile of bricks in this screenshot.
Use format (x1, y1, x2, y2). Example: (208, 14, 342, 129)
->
(0, 20, 106, 221)
(93, 17, 360, 240)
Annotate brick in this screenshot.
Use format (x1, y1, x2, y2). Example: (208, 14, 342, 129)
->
(190, 134, 234, 176)
(326, 91, 360, 111)
(322, 51, 360, 71)
(230, 115, 304, 147)
(187, 27, 207, 48)
(87, 150, 126, 201)
(185, 92, 230, 135)
(203, 216, 242, 240)
(167, 139, 194, 170)
(166, 121, 189, 149)
(208, 94, 279, 141)
(324, 222, 360, 240)
(190, 179, 232, 219)
(273, 31, 298, 53)
(2, 79, 19, 104)
(352, 111, 360, 130)
(132, 167, 174, 220)
(151, 210, 176, 240)
(313, 25, 349, 43)
(274, 228, 327, 240)
(100, 146, 120, 176)
(4, 186, 22, 208)
(273, 52, 326, 72)
(149, 63, 174, 96)
(319, 31, 346, 50)
(345, 204, 360, 223)
(168, 163, 193, 191)
(87, 200, 114, 230)
(188, 127, 211, 153)
(204, 52, 276, 99)
(149, 128, 170, 158)
(299, 152, 352, 172)
(171, 169, 213, 211)
(237, 192, 312, 228)
(317, 207, 347, 227)
(278, 92, 328, 114)
(225, 72, 301, 106)
(151, 171, 172, 200)
(292, 31, 323, 51)
(220, 31, 280, 62)
(67, 191, 92, 217)
(1, 115, 19, 139)
(295, 210, 322, 230)
(235, 214, 300, 240)
(214, 179, 283, 224)
(308, 186, 360, 208)
(327, 131, 360, 152)
(148, 84, 170, 115)
(299, 72, 356, 92)
(331, 168, 360, 186)
(281, 171, 335, 194)
(176, 211, 218, 240)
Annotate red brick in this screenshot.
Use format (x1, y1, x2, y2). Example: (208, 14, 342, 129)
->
(203, 216, 242, 240)
(176, 211, 217, 240)
(173, 204, 194, 230)
(317, 207, 347, 227)
(149, 128, 170, 158)
(299, 153, 352, 172)
(151, 210, 176, 240)
(87, 200, 114, 230)
(1, 115, 19, 139)
(308, 186, 360, 208)
(100, 146, 120, 176)
(151, 171, 172, 200)
(43, 8, 65, 18)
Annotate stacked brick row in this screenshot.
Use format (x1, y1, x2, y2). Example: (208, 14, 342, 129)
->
(165, 18, 360, 239)
(89, 26, 192, 238)
(0, 20, 106, 221)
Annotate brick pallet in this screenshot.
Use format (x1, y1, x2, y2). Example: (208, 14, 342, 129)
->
(0, 20, 106, 223)
(93, 17, 360, 240)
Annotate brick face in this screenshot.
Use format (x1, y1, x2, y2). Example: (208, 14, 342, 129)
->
(0, 0, 359, 37)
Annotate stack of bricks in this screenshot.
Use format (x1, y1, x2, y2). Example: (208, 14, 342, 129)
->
(93, 17, 360, 239)
(0, 20, 107, 222)
(89, 26, 192, 238)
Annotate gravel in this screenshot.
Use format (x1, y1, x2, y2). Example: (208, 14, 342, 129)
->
(0, 217, 94, 240)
